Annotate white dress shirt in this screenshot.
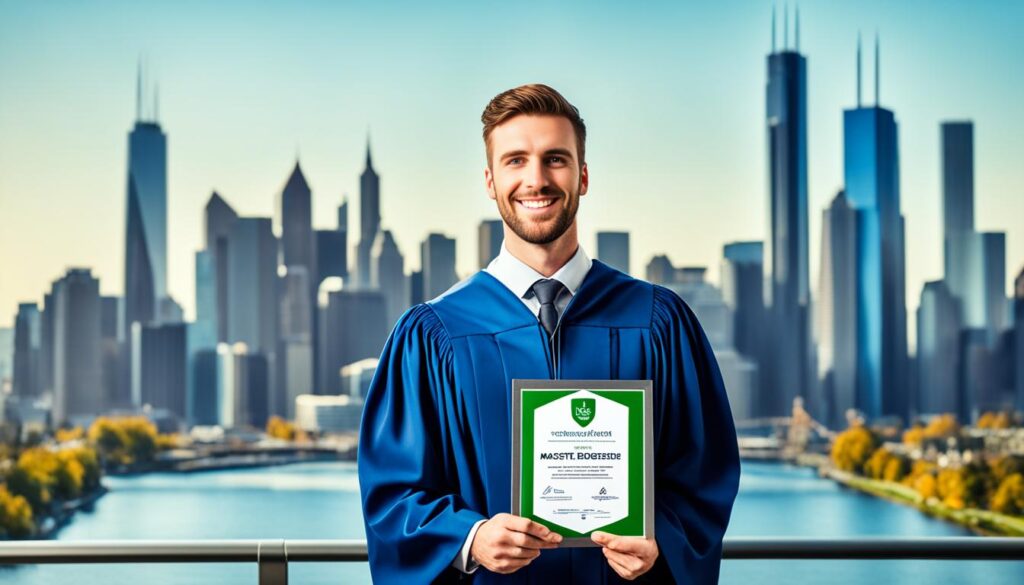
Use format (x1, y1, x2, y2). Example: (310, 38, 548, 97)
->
(451, 241, 593, 574)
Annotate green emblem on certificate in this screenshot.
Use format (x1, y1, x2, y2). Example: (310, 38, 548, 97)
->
(571, 397, 595, 427)
(511, 379, 655, 547)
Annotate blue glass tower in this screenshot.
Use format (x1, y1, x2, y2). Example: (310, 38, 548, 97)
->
(124, 63, 167, 331)
(843, 36, 908, 421)
(764, 7, 810, 416)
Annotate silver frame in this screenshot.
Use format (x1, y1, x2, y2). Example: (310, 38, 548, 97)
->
(511, 379, 655, 548)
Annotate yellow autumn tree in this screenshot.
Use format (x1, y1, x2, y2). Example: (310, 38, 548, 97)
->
(990, 473, 1024, 516)
(266, 416, 297, 441)
(831, 425, 877, 473)
(0, 485, 35, 538)
(87, 416, 157, 466)
(936, 468, 967, 510)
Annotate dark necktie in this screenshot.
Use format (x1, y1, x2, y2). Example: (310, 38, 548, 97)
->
(531, 279, 567, 339)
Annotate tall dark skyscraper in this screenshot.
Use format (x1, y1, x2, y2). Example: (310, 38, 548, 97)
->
(124, 65, 168, 332)
(279, 162, 314, 269)
(764, 9, 810, 415)
(942, 121, 975, 276)
(478, 219, 503, 270)
(597, 231, 631, 275)
(52, 268, 102, 424)
(356, 140, 381, 288)
(814, 192, 858, 428)
(843, 37, 908, 420)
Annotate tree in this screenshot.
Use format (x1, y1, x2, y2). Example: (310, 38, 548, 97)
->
(0, 485, 34, 538)
(266, 416, 297, 441)
(991, 473, 1024, 516)
(831, 425, 876, 473)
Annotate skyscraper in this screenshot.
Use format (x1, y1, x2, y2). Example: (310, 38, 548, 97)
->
(916, 281, 962, 415)
(204, 192, 238, 343)
(814, 192, 858, 428)
(843, 36, 908, 420)
(279, 266, 314, 418)
(597, 231, 631, 275)
(356, 140, 380, 288)
(227, 217, 279, 354)
(421, 233, 458, 300)
(279, 162, 314, 270)
(52, 268, 102, 425)
(721, 241, 763, 363)
(478, 219, 503, 270)
(371, 229, 408, 328)
(764, 8, 810, 415)
(124, 65, 168, 331)
(941, 121, 975, 294)
(316, 229, 348, 285)
(1014, 268, 1024, 411)
(138, 322, 187, 420)
(12, 303, 41, 398)
(319, 290, 388, 395)
(226, 216, 279, 416)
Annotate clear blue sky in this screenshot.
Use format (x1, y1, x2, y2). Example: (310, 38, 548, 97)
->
(1, 0, 1022, 336)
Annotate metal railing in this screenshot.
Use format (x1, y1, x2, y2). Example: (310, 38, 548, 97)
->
(0, 538, 1022, 584)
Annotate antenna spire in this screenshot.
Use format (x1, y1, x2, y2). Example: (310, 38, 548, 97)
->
(783, 3, 789, 49)
(857, 32, 862, 108)
(771, 3, 776, 53)
(136, 58, 142, 121)
(875, 32, 880, 105)
(795, 5, 800, 51)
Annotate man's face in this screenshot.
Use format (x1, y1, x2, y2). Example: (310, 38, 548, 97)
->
(485, 114, 588, 245)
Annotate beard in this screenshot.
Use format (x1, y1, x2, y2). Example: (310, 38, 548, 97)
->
(497, 183, 580, 245)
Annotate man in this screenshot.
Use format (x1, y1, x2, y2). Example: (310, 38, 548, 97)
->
(359, 84, 740, 583)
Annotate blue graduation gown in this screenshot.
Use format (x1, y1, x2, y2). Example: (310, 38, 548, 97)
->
(358, 260, 740, 584)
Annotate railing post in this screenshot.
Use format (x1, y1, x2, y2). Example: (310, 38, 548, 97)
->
(258, 540, 287, 585)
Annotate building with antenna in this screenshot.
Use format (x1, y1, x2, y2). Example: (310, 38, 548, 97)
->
(124, 60, 169, 330)
(843, 34, 909, 421)
(763, 4, 811, 417)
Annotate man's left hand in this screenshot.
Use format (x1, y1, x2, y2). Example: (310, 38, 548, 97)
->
(590, 531, 659, 581)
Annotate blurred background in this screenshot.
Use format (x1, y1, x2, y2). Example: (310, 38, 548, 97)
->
(0, 1, 1022, 583)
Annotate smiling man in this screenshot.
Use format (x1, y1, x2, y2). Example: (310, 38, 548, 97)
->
(358, 84, 740, 584)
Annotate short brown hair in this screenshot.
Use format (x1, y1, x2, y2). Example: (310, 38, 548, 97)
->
(481, 84, 586, 166)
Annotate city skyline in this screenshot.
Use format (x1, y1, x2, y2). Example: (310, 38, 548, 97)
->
(2, 1, 1023, 334)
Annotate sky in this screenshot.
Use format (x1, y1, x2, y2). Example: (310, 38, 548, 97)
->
(1, 0, 1022, 336)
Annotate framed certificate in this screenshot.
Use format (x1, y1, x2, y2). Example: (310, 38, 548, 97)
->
(511, 379, 654, 547)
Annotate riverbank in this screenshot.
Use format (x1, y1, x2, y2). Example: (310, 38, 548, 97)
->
(36, 485, 109, 539)
(822, 466, 1024, 537)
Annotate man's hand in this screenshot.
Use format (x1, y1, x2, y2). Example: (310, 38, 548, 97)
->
(591, 531, 659, 581)
(469, 513, 562, 574)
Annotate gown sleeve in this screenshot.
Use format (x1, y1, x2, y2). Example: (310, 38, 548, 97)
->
(358, 304, 487, 584)
(647, 285, 741, 584)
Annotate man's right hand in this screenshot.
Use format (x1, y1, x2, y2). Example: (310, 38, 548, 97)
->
(469, 513, 562, 574)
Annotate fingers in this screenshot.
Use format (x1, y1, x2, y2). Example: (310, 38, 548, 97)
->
(591, 531, 651, 555)
(504, 515, 562, 544)
(508, 530, 559, 549)
(603, 547, 644, 581)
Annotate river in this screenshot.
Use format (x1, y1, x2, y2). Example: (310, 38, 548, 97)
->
(1, 461, 1021, 584)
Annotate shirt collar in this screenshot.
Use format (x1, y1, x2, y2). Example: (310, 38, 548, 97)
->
(485, 240, 592, 300)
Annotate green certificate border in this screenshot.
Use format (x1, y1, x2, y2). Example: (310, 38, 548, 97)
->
(511, 379, 654, 547)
